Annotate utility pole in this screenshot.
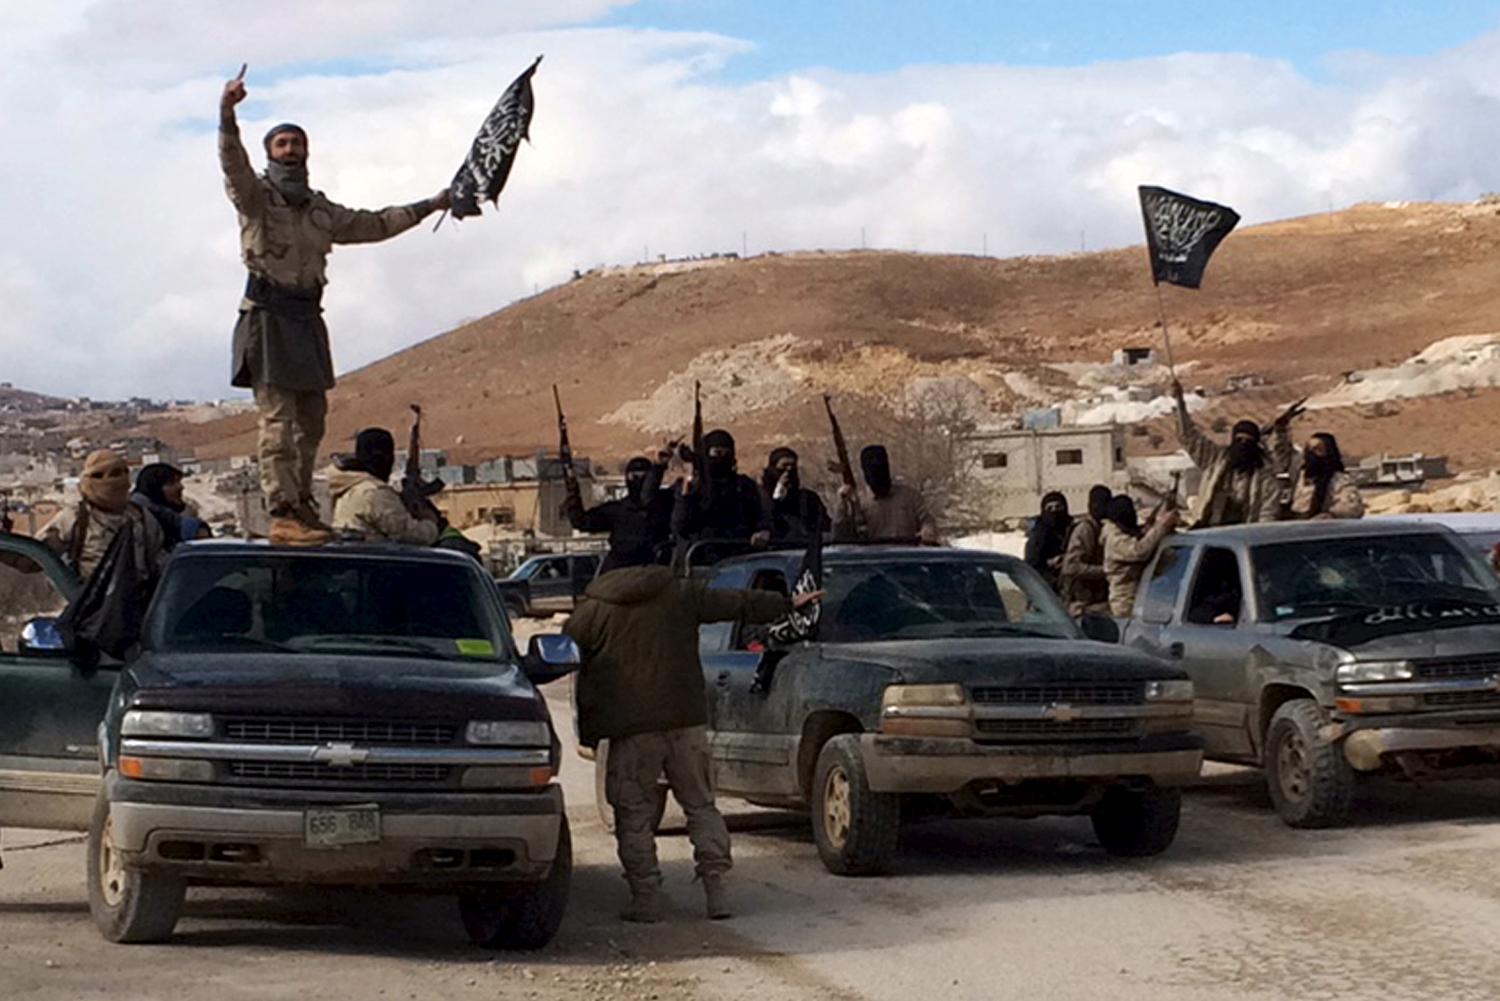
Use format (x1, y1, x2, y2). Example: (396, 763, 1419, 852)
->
(982, 232, 988, 256)
(741, 231, 747, 257)
(860, 226, 866, 250)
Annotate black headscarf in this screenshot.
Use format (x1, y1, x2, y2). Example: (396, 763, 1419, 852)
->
(341, 428, 397, 483)
(1228, 420, 1264, 472)
(860, 444, 893, 498)
(1105, 495, 1140, 537)
(703, 429, 737, 482)
(1303, 432, 1345, 516)
(1025, 491, 1073, 580)
(625, 456, 655, 505)
(134, 463, 185, 513)
(762, 447, 800, 497)
(1087, 484, 1113, 522)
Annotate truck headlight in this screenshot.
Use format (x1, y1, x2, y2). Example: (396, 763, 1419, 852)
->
(121, 711, 214, 738)
(880, 684, 971, 737)
(881, 684, 968, 708)
(1144, 680, 1194, 702)
(466, 720, 551, 746)
(1336, 661, 1415, 684)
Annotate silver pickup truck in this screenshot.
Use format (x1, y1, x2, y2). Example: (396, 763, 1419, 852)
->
(1120, 520, 1500, 828)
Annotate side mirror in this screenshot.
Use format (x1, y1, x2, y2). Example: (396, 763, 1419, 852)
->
(18, 616, 66, 655)
(524, 633, 580, 685)
(1079, 614, 1121, 645)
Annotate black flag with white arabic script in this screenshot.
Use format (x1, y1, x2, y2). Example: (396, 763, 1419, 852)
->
(766, 535, 823, 646)
(443, 56, 541, 225)
(1138, 185, 1240, 289)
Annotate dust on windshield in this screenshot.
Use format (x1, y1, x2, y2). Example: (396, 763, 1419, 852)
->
(818, 560, 1076, 643)
(147, 555, 512, 661)
(1255, 533, 1500, 622)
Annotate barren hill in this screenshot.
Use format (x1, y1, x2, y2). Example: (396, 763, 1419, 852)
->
(157, 200, 1500, 476)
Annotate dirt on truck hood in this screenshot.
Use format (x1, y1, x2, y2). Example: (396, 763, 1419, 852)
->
(818, 637, 1185, 686)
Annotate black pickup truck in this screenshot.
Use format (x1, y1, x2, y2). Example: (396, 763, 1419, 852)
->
(604, 545, 1202, 875)
(4, 539, 579, 949)
(495, 553, 600, 618)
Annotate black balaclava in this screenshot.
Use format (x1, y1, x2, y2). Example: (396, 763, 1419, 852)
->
(1105, 495, 1140, 537)
(263, 122, 310, 206)
(1087, 484, 1113, 522)
(860, 444, 893, 498)
(1228, 420, 1264, 472)
(1040, 490, 1070, 528)
(352, 428, 397, 483)
(1303, 432, 1345, 516)
(624, 456, 654, 504)
(703, 429, 737, 482)
(763, 446, 800, 498)
(134, 463, 186, 512)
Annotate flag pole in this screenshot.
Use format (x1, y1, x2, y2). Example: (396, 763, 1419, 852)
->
(1152, 282, 1178, 378)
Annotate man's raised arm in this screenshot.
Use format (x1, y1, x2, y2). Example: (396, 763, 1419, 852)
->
(329, 186, 452, 245)
(218, 64, 262, 216)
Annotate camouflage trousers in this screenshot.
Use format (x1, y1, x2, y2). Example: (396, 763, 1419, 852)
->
(253, 383, 327, 514)
(605, 725, 730, 890)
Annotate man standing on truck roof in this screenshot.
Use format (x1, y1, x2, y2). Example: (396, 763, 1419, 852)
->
(327, 428, 441, 545)
(566, 448, 674, 571)
(565, 566, 820, 923)
(833, 445, 939, 544)
(218, 65, 451, 547)
(1171, 380, 1284, 528)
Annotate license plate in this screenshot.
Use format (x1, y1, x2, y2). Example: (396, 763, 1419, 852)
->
(303, 805, 380, 848)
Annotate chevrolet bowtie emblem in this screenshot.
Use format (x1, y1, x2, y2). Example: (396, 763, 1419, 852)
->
(312, 742, 369, 768)
(1042, 703, 1082, 722)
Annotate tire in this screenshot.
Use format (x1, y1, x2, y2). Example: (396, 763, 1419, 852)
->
(458, 818, 572, 950)
(1091, 784, 1182, 857)
(86, 789, 185, 944)
(593, 739, 669, 835)
(1264, 698, 1355, 828)
(810, 734, 899, 876)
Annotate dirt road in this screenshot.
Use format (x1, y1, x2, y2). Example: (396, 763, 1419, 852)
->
(7, 690, 1500, 1001)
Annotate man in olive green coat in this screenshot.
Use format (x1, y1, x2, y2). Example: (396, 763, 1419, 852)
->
(565, 566, 819, 923)
(218, 65, 450, 545)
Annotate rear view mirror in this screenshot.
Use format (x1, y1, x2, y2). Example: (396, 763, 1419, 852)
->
(524, 633, 580, 685)
(19, 616, 66, 655)
(1079, 614, 1121, 645)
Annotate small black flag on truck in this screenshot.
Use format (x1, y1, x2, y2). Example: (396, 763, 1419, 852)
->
(766, 536, 823, 647)
(441, 55, 542, 226)
(1138, 185, 1240, 289)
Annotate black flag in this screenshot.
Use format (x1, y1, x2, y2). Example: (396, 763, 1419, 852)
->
(765, 535, 823, 647)
(443, 56, 541, 225)
(1138, 185, 1240, 289)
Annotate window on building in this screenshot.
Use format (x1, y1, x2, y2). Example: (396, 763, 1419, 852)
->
(981, 452, 1008, 470)
(1114, 446, 1125, 466)
(1055, 449, 1084, 466)
(492, 506, 516, 526)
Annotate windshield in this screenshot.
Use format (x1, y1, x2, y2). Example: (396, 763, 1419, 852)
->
(819, 559, 1078, 643)
(147, 554, 514, 661)
(1254, 533, 1500, 622)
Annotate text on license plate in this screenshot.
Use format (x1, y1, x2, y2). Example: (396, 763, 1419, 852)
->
(304, 805, 380, 848)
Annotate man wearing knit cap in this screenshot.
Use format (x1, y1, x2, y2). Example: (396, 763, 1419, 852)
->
(39, 450, 165, 581)
(327, 428, 442, 545)
(1171, 380, 1286, 528)
(219, 65, 452, 546)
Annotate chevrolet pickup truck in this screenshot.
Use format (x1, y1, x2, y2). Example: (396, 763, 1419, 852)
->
(1120, 521, 1500, 827)
(606, 545, 1203, 875)
(5, 538, 579, 948)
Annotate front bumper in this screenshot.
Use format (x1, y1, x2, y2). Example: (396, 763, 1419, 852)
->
(106, 773, 563, 885)
(858, 733, 1204, 794)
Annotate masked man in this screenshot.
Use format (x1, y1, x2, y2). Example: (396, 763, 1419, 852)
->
(833, 445, 939, 544)
(327, 428, 441, 545)
(1172, 381, 1283, 528)
(1273, 428, 1364, 520)
(1058, 485, 1113, 614)
(219, 65, 451, 546)
(567, 451, 674, 572)
(41, 450, 166, 581)
(1024, 491, 1071, 591)
(761, 447, 830, 545)
(672, 430, 771, 551)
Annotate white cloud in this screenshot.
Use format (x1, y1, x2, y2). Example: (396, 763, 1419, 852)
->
(5, 2, 1500, 399)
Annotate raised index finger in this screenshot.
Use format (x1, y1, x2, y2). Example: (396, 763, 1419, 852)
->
(234, 62, 247, 83)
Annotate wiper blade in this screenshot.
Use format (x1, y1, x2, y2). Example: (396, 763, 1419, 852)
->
(297, 636, 460, 659)
(170, 635, 291, 652)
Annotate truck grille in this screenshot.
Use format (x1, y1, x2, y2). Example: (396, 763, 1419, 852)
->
(974, 718, 1139, 741)
(222, 718, 458, 746)
(1424, 690, 1500, 710)
(227, 761, 451, 784)
(1413, 656, 1500, 682)
(970, 684, 1143, 706)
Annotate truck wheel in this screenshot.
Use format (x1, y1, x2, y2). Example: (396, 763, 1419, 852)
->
(1091, 785, 1181, 857)
(593, 740, 669, 835)
(811, 734, 899, 876)
(1265, 699, 1355, 828)
(86, 790, 184, 944)
(458, 819, 572, 950)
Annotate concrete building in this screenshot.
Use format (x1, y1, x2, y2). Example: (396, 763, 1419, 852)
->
(962, 425, 1129, 521)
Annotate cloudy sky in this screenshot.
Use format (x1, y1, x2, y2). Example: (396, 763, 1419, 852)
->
(5, 0, 1500, 401)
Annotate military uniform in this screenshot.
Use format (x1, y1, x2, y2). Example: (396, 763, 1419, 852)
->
(218, 122, 437, 516)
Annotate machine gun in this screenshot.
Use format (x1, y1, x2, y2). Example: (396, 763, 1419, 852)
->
(676, 381, 706, 492)
(401, 404, 444, 519)
(824, 394, 866, 538)
(554, 384, 582, 509)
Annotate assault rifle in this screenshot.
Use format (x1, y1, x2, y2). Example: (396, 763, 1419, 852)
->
(676, 381, 706, 490)
(824, 394, 866, 538)
(554, 384, 582, 508)
(401, 404, 444, 519)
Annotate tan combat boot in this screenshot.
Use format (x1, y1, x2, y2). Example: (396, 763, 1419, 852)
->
(620, 881, 663, 924)
(269, 516, 333, 547)
(702, 873, 731, 920)
(295, 497, 332, 532)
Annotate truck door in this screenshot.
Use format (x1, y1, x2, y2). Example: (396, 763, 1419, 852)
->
(1157, 546, 1257, 759)
(0, 535, 110, 831)
(1125, 542, 1194, 656)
